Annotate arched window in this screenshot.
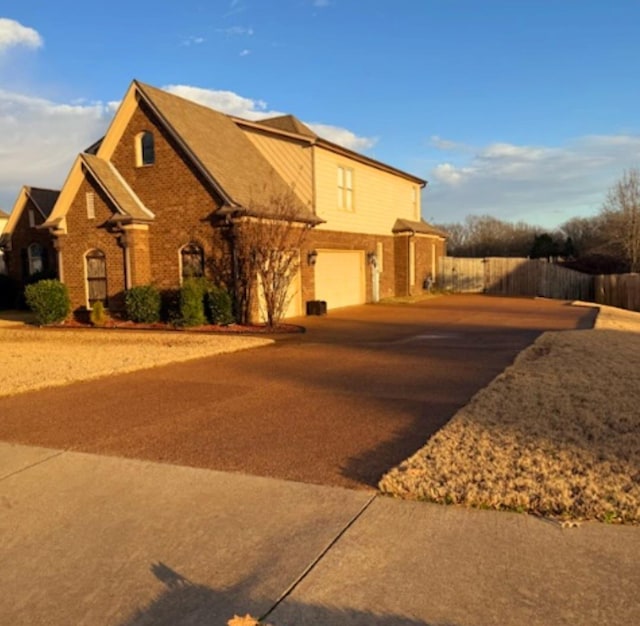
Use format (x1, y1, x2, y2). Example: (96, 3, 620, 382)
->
(180, 243, 204, 280)
(136, 131, 155, 166)
(85, 249, 108, 308)
(27, 243, 45, 276)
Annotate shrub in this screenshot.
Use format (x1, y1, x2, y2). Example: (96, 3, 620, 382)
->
(24, 279, 70, 325)
(179, 277, 208, 327)
(90, 301, 108, 327)
(207, 285, 235, 325)
(125, 285, 161, 323)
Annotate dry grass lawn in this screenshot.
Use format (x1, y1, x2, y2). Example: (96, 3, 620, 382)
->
(0, 327, 272, 398)
(380, 303, 640, 524)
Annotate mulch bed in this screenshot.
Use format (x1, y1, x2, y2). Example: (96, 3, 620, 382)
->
(54, 318, 305, 334)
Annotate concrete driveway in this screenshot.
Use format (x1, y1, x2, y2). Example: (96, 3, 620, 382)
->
(0, 295, 595, 489)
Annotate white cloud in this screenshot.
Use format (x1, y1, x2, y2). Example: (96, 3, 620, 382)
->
(164, 84, 377, 151)
(306, 123, 377, 152)
(218, 26, 254, 36)
(0, 18, 42, 52)
(313, 0, 331, 6)
(163, 84, 273, 119)
(239, 48, 251, 57)
(0, 90, 113, 211)
(181, 35, 205, 46)
(426, 135, 640, 227)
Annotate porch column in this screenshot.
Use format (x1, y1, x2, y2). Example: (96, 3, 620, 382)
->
(121, 224, 151, 287)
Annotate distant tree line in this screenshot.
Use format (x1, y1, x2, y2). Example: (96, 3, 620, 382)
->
(435, 168, 640, 274)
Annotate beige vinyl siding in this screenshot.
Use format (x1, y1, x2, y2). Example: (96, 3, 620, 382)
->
(242, 128, 314, 206)
(314, 146, 420, 236)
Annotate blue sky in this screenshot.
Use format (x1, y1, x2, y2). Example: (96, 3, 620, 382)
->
(1, 0, 639, 228)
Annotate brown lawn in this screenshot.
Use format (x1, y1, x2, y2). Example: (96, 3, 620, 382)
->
(380, 303, 640, 524)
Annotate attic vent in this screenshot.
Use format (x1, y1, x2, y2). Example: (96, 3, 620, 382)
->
(86, 192, 95, 219)
(28, 209, 35, 228)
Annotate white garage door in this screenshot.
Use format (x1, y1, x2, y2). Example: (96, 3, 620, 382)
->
(314, 249, 365, 310)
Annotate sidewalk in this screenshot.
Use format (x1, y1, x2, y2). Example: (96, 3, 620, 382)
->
(1, 442, 638, 626)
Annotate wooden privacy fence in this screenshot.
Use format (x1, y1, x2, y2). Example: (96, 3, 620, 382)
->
(438, 257, 594, 301)
(594, 273, 640, 311)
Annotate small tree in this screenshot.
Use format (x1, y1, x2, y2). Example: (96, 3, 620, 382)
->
(602, 168, 640, 272)
(232, 186, 312, 328)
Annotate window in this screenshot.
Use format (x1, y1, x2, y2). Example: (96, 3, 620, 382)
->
(136, 131, 155, 166)
(86, 192, 95, 219)
(180, 243, 204, 280)
(27, 243, 45, 275)
(85, 249, 108, 308)
(28, 209, 35, 228)
(337, 166, 354, 211)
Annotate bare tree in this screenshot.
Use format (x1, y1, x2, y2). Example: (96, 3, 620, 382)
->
(601, 168, 640, 272)
(232, 186, 312, 327)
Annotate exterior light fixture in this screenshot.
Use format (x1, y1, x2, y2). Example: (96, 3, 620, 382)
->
(307, 249, 318, 266)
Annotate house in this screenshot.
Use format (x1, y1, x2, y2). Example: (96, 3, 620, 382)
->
(0, 188, 60, 283)
(0, 208, 8, 274)
(1, 80, 446, 318)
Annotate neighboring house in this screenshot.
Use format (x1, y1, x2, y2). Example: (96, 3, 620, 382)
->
(2, 80, 446, 318)
(0, 208, 8, 274)
(0, 188, 60, 283)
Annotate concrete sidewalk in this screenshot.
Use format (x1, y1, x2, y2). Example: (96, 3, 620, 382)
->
(1, 443, 638, 626)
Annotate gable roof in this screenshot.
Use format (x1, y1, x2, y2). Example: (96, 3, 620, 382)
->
(134, 82, 318, 222)
(257, 115, 318, 139)
(1, 186, 60, 242)
(26, 187, 60, 220)
(392, 218, 448, 238)
(81, 154, 154, 222)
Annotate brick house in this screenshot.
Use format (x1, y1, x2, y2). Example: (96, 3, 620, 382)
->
(0, 188, 60, 284)
(1, 80, 446, 318)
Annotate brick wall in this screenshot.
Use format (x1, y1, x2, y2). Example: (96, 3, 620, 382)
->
(60, 178, 127, 313)
(109, 102, 229, 291)
(304, 229, 397, 303)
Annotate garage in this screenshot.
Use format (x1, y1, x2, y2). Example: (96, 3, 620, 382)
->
(314, 249, 366, 310)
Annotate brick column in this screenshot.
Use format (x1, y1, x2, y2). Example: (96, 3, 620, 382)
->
(121, 224, 151, 287)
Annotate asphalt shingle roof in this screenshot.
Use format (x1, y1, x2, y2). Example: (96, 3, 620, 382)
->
(81, 154, 154, 221)
(26, 188, 60, 219)
(136, 82, 319, 223)
(392, 218, 448, 238)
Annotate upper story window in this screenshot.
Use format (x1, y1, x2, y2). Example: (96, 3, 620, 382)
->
(136, 131, 155, 166)
(180, 243, 204, 281)
(28, 209, 36, 228)
(337, 166, 354, 211)
(27, 243, 45, 275)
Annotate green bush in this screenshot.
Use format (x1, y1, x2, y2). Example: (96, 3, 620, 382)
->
(207, 285, 235, 325)
(90, 301, 108, 327)
(24, 279, 70, 325)
(125, 284, 161, 323)
(179, 277, 208, 327)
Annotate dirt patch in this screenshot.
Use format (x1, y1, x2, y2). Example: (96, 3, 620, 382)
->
(0, 327, 272, 398)
(380, 304, 640, 524)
